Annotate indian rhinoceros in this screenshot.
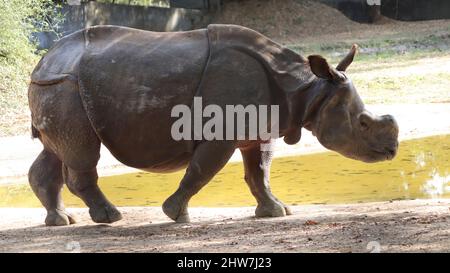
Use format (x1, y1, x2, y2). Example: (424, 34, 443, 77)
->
(28, 24, 399, 226)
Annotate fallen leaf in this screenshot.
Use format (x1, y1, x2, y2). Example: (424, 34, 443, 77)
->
(304, 220, 319, 226)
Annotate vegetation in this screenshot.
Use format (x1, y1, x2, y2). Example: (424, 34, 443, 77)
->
(287, 32, 450, 104)
(0, 0, 61, 136)
(63, 0, 169, 7)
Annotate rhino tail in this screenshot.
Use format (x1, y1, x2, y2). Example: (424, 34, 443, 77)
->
(31, 123, 40, 139)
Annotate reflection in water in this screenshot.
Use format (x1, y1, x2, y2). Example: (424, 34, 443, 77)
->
(0, 135, 449, 207)
(421, 171, 450, 198)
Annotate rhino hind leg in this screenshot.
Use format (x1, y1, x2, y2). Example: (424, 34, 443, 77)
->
(29, 80, 122, 224)
(29, 149, 77, 226)
(162, 141, 236, 223)
(63, 165, 122, 223)
(240, 143, 292, 218)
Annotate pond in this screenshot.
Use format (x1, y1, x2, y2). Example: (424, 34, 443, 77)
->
(0, 134, 449, 207)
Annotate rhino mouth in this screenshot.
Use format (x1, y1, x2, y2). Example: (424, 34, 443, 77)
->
(303, 121, 315, 135)
(370, 148, 396, 160)
(368, 142, 398, 161)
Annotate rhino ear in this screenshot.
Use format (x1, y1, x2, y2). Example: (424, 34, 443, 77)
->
(308, 55, 345, 81)
(336, 44, 358, 72)
(308, 55, 334, 80)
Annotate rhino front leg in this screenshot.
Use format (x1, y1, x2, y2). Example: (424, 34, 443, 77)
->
(63, 165, 122, 223)
(240, 142, 292, 218)
(163, 141, 236, 223)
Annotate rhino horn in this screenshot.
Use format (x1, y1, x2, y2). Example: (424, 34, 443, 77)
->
(336, 44, 358, 72)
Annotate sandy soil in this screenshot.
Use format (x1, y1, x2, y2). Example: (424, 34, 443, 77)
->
(0, 199, 449, 253)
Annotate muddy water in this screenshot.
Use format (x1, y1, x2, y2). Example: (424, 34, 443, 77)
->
(0, 135, 449, 207)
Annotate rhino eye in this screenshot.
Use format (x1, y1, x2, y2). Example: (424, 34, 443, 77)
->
(360, 120, 369, 130)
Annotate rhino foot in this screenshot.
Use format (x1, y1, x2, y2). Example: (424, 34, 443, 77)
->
(45, 209, 77, 226)
(284, 205, 293, 215)
(89, 205, 122, 224)
(162, 195, 190, 223)
(174, 213, 190, 223)
(275, 198, 293, 215)
(255, 201, 290, 218)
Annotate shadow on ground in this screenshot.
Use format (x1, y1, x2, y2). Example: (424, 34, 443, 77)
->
(1, 200, 449, 253)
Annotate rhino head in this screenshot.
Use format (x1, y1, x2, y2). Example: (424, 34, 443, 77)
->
(286, 45, 399, 163)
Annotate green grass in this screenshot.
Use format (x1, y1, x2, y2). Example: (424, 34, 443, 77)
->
(287, 33, 450, 64)
(285, 31, 450, 105)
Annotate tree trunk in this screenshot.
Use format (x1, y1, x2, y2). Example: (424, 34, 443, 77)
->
(368, 5, 382, 23)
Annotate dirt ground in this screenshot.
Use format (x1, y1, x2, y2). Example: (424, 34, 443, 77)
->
(214, 0, 450, 44)
(0, 199, 449, 253)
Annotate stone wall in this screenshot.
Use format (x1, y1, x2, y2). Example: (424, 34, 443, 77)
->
(381, 0, 450, 21)
(320, 0, 450, 22)
(37, 0, 450, 49)
(37, 1, 210, 49)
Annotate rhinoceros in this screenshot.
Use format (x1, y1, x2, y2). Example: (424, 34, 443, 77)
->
(28, 24, 399, 226)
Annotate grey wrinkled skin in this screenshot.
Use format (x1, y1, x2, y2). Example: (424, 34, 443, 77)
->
(28, 25, 398, 226)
